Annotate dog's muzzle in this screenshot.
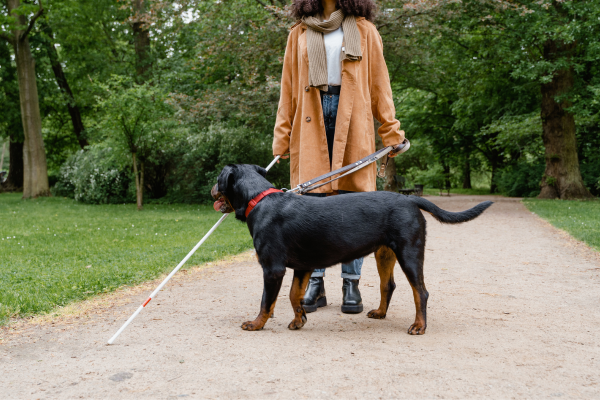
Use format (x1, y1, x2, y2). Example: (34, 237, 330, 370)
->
(211, 184, 234, 213)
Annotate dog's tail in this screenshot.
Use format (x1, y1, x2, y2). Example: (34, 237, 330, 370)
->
(408, 196, 493, 224)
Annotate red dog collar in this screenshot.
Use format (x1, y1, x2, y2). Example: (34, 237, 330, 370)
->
(245, 188, 283, 218)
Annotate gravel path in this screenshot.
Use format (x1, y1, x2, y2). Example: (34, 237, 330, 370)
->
(2, 195, 599, 399)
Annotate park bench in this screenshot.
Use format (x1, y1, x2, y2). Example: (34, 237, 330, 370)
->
(395, 175, 423, 197)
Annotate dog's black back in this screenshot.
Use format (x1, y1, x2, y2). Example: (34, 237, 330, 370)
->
(217, 164, 491, 271)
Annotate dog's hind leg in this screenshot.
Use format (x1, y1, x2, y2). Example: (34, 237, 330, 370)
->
(241, 266, 285, 331)
(288, 269, 312, 330)
(367, 246, 397, 319)
(396, 243, 429, 335)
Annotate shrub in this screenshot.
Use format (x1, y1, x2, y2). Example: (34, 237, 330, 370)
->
(580, 156, 600, 197)
(495, 160, 545, 197)
(52, 145, 131, 204)
(163, 123, 289, 203)
(53, 123, 292, 205)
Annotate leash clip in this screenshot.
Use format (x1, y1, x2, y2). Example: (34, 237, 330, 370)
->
(377, 155, 388, 179)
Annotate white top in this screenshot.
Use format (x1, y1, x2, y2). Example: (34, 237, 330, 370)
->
(323, 26, 343, 86)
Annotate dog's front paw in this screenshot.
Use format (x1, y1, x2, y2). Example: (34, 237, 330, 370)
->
(241, 320, 264, 331)
(287, 314, 307, 330)
(407, 322, 426, 335)
(367, 309, 386, 319)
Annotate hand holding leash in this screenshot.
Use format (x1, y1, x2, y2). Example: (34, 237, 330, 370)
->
(378, 139, 410, 178)
(388, 138, 410, 158)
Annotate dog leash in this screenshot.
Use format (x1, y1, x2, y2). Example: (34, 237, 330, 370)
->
(286, 139, 410, 194)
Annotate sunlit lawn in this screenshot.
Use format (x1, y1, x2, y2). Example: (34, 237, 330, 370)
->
(0, 193, 253, 324)
(524, 199, 600, 251)
(422, 187, 494, 196)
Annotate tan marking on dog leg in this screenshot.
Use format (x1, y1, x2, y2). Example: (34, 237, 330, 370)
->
(241, 300, 277, 331)
(288, 270, 311, 330)
(242, 272, 284, 331)
(367, 246, 397, 319)
(408, 285, 428, 335)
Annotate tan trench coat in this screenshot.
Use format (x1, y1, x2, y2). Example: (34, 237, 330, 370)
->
(272, 17, 405, 193)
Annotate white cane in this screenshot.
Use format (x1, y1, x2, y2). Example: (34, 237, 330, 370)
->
(107, 156, 281, 344)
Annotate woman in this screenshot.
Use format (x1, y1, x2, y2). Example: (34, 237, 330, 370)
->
(272, 0, 406, 314)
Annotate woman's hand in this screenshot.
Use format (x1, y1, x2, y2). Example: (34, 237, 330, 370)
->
(276, 154, 290, 163)
(388, 139, 410, 158)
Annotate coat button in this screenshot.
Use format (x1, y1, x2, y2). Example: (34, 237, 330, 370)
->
(305, 86, 309, 92)
(306, 117, 311, 122)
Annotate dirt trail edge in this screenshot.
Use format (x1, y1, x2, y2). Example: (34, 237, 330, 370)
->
(1, 196, 599, 399)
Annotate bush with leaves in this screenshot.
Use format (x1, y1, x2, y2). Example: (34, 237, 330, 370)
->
(52, 145, 131, 204)
(163, 123, 289, 203)
(495, 159, 545, 198)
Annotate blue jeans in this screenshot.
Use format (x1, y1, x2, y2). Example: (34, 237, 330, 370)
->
(304, 91, 363, 280)
(321, 92, 339, 165)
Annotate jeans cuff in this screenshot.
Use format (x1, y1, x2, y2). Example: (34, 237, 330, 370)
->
(311, 271, 325, 278)
(341, 273, 361, 280)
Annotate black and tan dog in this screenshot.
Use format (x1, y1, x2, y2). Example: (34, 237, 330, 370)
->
(211, 164, 492, 335)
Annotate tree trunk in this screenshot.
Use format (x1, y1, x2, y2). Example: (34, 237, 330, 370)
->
(140, 160, 145, 207)
(0, 142, 5, 171)
(490, 161, 497, 194)
(43, 23, 88, 149)
(132, 152, 143, 210)
(384, 158, 398, 192)
(6, 136, 24, 190)
(462, 156, 472, 189)
(538, 39, 593, 200)
(7, 0, 49, 198)
(442, 162, 451, 190)
(132, 0, 151, 80)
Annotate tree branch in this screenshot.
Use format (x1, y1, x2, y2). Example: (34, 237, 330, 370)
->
(21, 0, 44, 41)
(254, 0, 268, 7)
(0, 31, 13, 44)
(252, 0, 281, 18)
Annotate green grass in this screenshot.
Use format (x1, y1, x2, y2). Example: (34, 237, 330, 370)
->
(0, 193, 253, 323)
(422, 187, 495, 196)
(523, 199, 600, 251)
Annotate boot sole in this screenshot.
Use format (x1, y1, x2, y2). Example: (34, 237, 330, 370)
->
(304, 296, 327, 313)
(341, 304, 363, 314)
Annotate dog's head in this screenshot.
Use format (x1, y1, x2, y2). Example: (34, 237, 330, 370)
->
(211, 164, 270, 220)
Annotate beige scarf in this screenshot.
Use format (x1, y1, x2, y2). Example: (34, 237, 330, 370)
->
(302, 10, 362, 91)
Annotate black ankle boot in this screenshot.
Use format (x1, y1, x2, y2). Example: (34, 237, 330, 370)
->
(303, 277, 327, 313)
(341, 278, 363, 314)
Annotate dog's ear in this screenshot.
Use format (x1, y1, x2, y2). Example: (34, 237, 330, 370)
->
(252, 165, 268, 178)
(217, 165, 235, 193)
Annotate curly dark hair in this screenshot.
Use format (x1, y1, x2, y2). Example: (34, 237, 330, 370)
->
(290, 0, 377, 22)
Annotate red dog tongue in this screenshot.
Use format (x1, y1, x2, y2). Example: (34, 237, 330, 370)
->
(213, 198, 224, 212)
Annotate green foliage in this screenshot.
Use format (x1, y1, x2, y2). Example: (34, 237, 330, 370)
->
(52, 123, 290, 204)
(0, 192, 253, 323)
(409, 164, 446, 188)
(95, 77, 175, 158)
(495, 160, 545, 198)
(524, 199, 600, 252)
(52, 145, 131, 204)
(159, 123, 290, 203)
(0, 40, 22, 142)
(3, 0, 599, 203)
